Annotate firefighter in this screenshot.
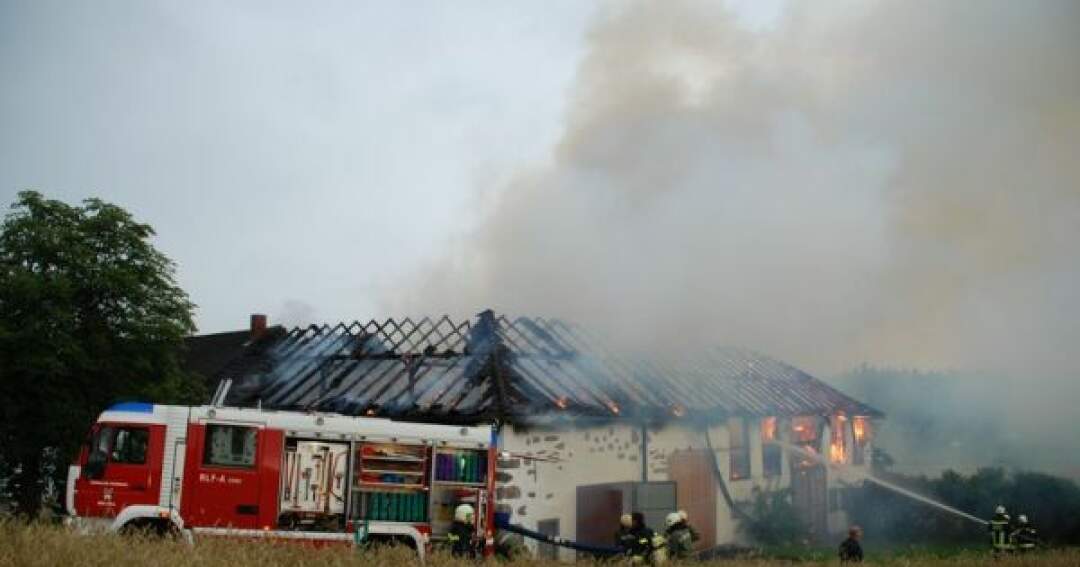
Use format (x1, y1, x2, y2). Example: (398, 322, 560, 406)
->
(616, 514, 637, 556)
(989, 505, 1013, 555)
(651, 531, 668, 566)
(677, 510, 700, 544)
(838, 525, 864, 563)
(447, 503, 478, 558)
(1011, 514, 1039, 554)
(495, 528, 527, 560)
(628, 512, 657, 564)
(664, 511, 694, 560)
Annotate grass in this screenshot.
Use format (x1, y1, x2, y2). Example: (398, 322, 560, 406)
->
(0, 522, 1076, 567)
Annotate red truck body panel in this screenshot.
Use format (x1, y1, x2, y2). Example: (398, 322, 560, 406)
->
(69, 403, 496, 557)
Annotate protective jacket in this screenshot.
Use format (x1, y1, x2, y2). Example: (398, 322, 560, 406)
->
(628, 526, 656, 563)
(495, 529, 527, 560)
(447, 521, 477, 558)
(615, 526, 638, 555)
(838, 537, 863, 562)
(989, 513, 1013, 552)
(1012, 526, 1038, 552)
(686, 523, 700, 543)
(665, 524, 694, 560)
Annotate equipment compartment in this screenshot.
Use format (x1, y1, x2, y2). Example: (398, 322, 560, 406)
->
(279, 439, 349, 529)
(351, 441, 430, 523)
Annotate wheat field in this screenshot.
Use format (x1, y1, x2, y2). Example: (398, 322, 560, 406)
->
(0, 523, 1075, 567)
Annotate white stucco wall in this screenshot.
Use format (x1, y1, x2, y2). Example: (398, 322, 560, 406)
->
(496, 416, 872, 559)
(496, 422, 642, 561)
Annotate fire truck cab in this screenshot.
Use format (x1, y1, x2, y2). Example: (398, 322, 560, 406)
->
(66, 403, 497, 558)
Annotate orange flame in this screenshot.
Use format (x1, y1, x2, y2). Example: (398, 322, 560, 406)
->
(853, 417, 870, 445)
(829, 415, 847, 463)
(791, 416, 818, 443)
(761, 417, 777, 441)
(830, 438, 846, 463)
(671, 404, 686, 418)
(607, 402, 621, 415)
(554, 397, 568, 410)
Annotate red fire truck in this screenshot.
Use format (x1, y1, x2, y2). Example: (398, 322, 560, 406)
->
(65, 402, 497, 559)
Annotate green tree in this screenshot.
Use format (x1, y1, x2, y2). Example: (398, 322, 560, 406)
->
(0, 191, 203, 516)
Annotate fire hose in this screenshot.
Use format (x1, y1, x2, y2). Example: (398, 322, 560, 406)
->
(703, 428, 757, 525)
(495, 517, 622, 557)
(488, 431, 751, 559)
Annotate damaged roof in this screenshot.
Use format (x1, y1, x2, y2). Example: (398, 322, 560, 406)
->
(219, 310, 881, 423)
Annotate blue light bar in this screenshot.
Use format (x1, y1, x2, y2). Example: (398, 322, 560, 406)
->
(107, 402, 154, 413)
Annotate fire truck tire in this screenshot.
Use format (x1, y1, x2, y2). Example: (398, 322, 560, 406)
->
(119, 518, 180, 538)
(365, 534, 419, 551)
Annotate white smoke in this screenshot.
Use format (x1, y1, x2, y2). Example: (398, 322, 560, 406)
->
(386, 0, 1080, 383)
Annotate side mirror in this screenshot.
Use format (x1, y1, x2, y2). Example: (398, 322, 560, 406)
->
(85, 450, 107, 479)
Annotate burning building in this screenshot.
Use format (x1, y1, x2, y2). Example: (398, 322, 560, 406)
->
(195, 310, 881, 556)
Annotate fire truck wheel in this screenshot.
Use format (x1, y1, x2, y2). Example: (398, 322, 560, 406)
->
(120, 518, 179, 538)
(365, 534, 418, 551)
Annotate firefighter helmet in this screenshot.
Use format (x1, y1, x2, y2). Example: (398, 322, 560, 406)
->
(620, 513, 633, 528)
(455, 503, 475, 524)
(666, 512, 681, 528)
(678, 509, 688, 522)
(995, 505, 1006, 515)
(1018, 515, 1028, 524)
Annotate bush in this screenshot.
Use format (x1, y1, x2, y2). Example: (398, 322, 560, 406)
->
(737, 488, 806, 546)
(847, 467, 1080, 546)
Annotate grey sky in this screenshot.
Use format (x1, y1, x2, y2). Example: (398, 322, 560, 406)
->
(0, 1, 612, 331)
(1, 0, 782, 333)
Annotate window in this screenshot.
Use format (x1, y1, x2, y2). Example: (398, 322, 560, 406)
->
(110, 427, 149, 464)
(790, 416, 821, 470)
(84, 425, 148, 478)
(729, 418, 750, 480)
(852, 417, 871, 465)
(537, 519, 559, 560)
(760, 417, 782, 477)
(89, 426, 114, 460)
(829, 416, 847, 464)
(203, 425, 258, 467)
(85, 425, 114, 479)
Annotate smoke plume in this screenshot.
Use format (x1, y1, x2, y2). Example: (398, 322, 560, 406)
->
(387, 0, 1080, 382)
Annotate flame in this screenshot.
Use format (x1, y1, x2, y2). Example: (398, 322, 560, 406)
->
(554, 397, 568, 409)
(671, 404, 686, 418)
(364, 408, 376, 416)
(607, 402, 621, 415)
(761, 417, 777, 441)
(830, 438, 846, 463)
(791, 416, 818, 443)
(853, 417, 870, 445)
(829, 415, 847, 463)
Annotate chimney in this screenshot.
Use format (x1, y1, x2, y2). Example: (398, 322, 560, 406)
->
(250, 313, 268, 340)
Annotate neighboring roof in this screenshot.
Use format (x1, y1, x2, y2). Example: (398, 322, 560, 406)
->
(219, 310, 881, 424)
(183, 326, 285, 390)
